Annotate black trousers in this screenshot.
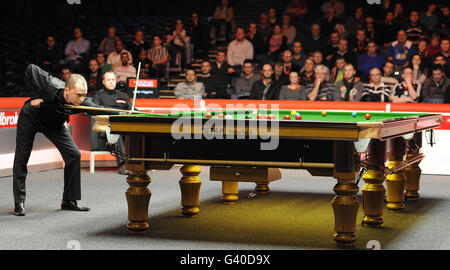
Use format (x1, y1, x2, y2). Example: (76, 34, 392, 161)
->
(13, 103, 82, 204)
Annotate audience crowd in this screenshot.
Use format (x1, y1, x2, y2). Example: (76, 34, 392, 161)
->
(8, 0, 450, 103)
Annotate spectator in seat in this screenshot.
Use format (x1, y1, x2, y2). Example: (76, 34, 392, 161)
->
(129, 30, 149, 64)
(137, 49, 154, 78)
(227, 27, 254, 74)
(166, 19, 193, 67)
(247, 22, 267, 64)
(291, 41, 307, 68)
(419, 3, 439, 31)
(391, 67, 420, 103)
(377, 11, 399, 53)
(64, 27, 90, 68)
(249, 64, 275, 100)
(267, 24, 287, 62)
(96, 52, 113, 75)
(388, 29, 416, 71)
(98, 26, 120, 56)
(357, 40, 385, 81)
(84, 58, 102, 96)
(312, 51, 325, 67)
(112, 52, 137, 82)
(148, 35, 169, 81)
(280, 49, 300, 80)
(174, 69, 205, 100)
(279, 71, 307, 100)
(405, 11, 426, 45)
(107, 39, 133, 69)
(381, 60, 399, 91)
(188, 12, 209, 59)
(345, 7, 364, 38)
(36, 35, 62, 74)
(324, 31, 341, 64)
(286, 0, 309, 20)
(321, 0, 345, 19)
(305, 64, 335, 101)
(331, 38, 357, 68)
(432, 54, 450, 78)
(302, 23, 328, 55)
(281, 14, 297, 46)
(361, 68, 392, 102)
(61, 66, 72, 83)
(421, 65, 450, 103)
(267, 8, 279, 27)
(299, 57, 315, 86)
(270, 61, 290, 100)
(232, 59, 261, 99)
(393, 2, 407, 27)
(258, 12, 272, 44)
(329, 56, 346, 84)
(417, 39, 432, 69)
(211, 50, 233, 90)
(440, 38, 450, 67)
(320, 7, 341, 37)
(351, 29, 368, 56)
(409, 53, 428, 85)
(334, 63, 363, 101)
(210, 0, 234, 45)
(197, 60, 227, 99)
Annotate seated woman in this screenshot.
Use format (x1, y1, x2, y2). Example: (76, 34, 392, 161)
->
(279, 72, 307, 100)
(267, 24, 287, 62)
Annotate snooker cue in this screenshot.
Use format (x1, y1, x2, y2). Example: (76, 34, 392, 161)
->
(131, 61, 142, 112)
(41, 104, 141, 114)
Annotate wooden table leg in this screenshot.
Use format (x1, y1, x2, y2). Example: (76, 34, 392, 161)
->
(404, 133, 422, 200)
(332, 178, 360, 246)
(386, 138, 406, 212)
(179, 165, 202, 217)
(361, 140, 386, 226)
(125, 171, 152, 233)
(221, 181, 239, 204)
(332, 141, 359, 247)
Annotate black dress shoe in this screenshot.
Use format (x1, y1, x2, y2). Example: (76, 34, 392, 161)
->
(61, 200, 90, 211)
(12, 202, 25, 216)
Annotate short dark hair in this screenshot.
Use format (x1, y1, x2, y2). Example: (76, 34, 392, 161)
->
(243, 59, 253, 66)
(431, 64, 443, 72)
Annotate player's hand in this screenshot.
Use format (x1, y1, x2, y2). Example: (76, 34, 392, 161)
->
(30, 99, 44, 108)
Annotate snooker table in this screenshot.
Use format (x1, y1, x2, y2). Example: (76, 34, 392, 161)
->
(93, 109, 441, 246)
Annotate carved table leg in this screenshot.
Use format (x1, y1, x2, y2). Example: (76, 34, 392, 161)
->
(125, 171, 152, 233)
(179, 165, 202, 217)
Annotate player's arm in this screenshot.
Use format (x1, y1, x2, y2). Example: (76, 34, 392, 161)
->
(25, 64, 64, 107)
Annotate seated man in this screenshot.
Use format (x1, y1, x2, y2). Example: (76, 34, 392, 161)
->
(92, 71, 132, 174)
(391, 67, 421, 103)
(334, 63, 363, 101)
(64, 27, 90, 68)
(196, 60, 226, 99)
(107, 39, 133, 69)
(112, 52, 137, 82)
(232, 59, 261, 99)
(174, 69, 205, 99)
(421, 65, 450, 103)
(227, 28, 254, 74)
(148, 35, 169, 81)
(361, 68, 392, 102)
(304, 64, 335, 101)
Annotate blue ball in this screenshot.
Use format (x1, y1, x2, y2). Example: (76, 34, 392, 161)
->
(295, 113, 301, 117)
(352, 112, 358, 117)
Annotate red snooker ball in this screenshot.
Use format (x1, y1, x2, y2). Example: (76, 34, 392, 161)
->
(257, 114, 262, 119)
(205, 112, 212, 118)
(365, 113, 371, 120)
(295, 114, 302, 120)
(218, 113, 225, 118)
(283, 115, 291, 120)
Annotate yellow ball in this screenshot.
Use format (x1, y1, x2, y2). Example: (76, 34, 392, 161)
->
(291, 110, 297, 116)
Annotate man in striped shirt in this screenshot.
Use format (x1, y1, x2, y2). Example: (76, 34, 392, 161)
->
(148, 35, 169, 80)
(361, 68, 392, 102)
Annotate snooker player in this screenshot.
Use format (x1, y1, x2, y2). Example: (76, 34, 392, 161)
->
(12, 64, 99, 216)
